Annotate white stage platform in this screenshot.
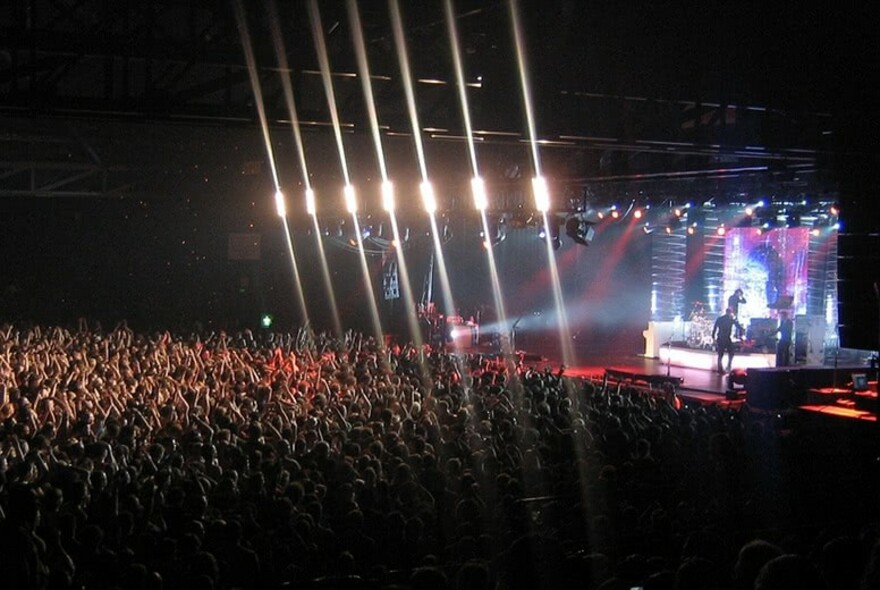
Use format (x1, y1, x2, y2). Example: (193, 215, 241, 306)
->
(645, 320, 777, 371)
(657, 344, 776, 372)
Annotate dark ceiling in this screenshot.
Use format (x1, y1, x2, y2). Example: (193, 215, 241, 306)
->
(1, 0, 876, 211)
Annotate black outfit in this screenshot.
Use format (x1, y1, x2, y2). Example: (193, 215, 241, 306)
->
(776, 316, 794, 366)
(712, 313, 740, 372)
(728, 292, 746, 317)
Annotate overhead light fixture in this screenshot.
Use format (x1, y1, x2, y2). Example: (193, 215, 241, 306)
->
(480, 217, 506, 248)
(565, 215, 595, 246)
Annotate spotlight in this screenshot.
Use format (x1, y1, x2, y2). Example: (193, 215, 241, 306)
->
(687, 224, 697, 235)
(471, 177, 488, 211)
(260, 314, 274, 328)
(420, 181, 437, 214)
(633, 208, 643, 220)
(757, 206, 778, 229)
(481, 218, 506, 247)
(344, 184, 357, 213)
(829, 203, 840, 216)
(610, 208, 620, 220)
(717, 225, 726, 236)
(532, 176, 551, 212)
(381, 180, 395, 212)
(274, 190, 286, 218)
(811, 228, 821, 237)
(540, 217, 562, 249)
(565, 215, 595, 246)
(305, 187, 317, 215)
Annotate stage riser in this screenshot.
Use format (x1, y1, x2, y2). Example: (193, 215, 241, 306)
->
(746, 366, 873, 409)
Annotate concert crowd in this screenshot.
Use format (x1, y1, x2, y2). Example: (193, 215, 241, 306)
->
(1, 322, 879, 590)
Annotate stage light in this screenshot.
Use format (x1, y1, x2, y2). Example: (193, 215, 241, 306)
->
(633, 208, 643, 220)
(532, 176, 550, 212)
(381, 180, 395, 212)
(829, 203, 840, 216)
(362, 225, 372, 239)
(745, 206, 754, 216)
(471, 177, 488, 211)
(597, 210, 605, 220)
(480, 218, 506, 247)
(687, 224, 697, 235)
(674, 207, 683, 217)
(260, 314, 274, 328)
(305, 187, 317, 215)
(274, 190, 286, 217)
(610, 208, 620, 219)
(344, 184, 357, 213)
(811, 228, 821, 237)
(565, 215, 595, 246)
(717, 225, 726, 236)
(420, 181, 437, 214)
(538, 226, 547, 239)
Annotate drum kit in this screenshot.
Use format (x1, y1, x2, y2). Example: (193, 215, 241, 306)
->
(686, 301, 716, 349)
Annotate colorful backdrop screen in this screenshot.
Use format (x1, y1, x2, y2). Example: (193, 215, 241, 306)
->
(723, 227, 809, 323)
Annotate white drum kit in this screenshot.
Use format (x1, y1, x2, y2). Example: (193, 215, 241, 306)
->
(686, 302, 716, 349)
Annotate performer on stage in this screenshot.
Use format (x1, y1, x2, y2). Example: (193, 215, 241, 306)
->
(712, 307, 742, 373)
(775, 310, 794, 367)
(727, 288, 747, 318)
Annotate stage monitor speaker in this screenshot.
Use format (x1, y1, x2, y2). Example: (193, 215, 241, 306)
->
(746, 368, 798, 410)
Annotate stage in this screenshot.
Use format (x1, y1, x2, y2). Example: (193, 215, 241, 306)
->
(558, 354, 742, 406)
(554, 352, 878, 422)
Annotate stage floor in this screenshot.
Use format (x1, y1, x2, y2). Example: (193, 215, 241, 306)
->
(533, 353, 737, 404)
